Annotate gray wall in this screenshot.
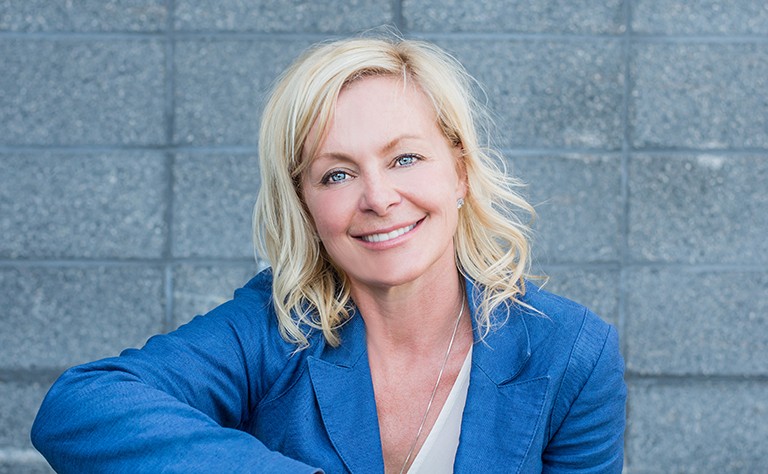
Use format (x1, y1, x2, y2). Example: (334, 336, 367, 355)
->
(1, 1, 767, 472)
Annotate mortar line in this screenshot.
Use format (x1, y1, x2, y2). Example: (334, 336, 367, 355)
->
(163, 0, 177, 332)
(393, 0, 405, 34)
(618, 0, 632, 361)
(2, 30, 766, 43)
(3, 144, 767, 154)
(626, 373, 768, 384)
(0, 258, 265, 267)
(620, 0, 633, 467)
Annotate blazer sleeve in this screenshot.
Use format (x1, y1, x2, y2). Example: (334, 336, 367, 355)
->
(542, 318, 627, 473)
(30, 282, 322, 474)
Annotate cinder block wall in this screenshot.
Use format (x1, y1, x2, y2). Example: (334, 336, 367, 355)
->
(1, 2, 766, 472)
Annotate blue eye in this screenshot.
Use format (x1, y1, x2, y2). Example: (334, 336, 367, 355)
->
(395, 154, 420, 167)
(321, 170, 350, 184)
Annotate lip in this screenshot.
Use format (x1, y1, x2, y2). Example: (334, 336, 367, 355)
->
(353, 218, 424, 245)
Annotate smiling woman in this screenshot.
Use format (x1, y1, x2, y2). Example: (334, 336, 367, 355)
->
(256, 38, 537, 352)
(302, 76, 466, 298)
(32, 35, 627, 474)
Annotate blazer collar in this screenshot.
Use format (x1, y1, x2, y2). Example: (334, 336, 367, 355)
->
(455, 280, 549, 472)
(307, 277, 539, 473)
(307, 312, 384, 473)
(464, 277, 531, 384)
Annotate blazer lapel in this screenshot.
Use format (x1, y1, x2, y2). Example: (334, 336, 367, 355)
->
(307, 279, 549, 473)
(454, 281, 550, 473)
(308, 315, 385, 473)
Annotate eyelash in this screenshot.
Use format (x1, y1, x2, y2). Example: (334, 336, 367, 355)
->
(394, 153, 422, 167)
(320, 170, 351, 185)
(319, 154, 423, 185)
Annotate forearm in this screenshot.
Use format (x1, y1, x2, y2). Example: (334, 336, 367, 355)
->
(32, 357, 321, 473)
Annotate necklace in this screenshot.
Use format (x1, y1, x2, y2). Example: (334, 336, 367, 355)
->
(398, 293, 466, 474)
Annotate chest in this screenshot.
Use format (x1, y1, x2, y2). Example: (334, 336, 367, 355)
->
(373, 368, 459, 472)
(369, 340, 473, 472)
(250, 349, 551, 473)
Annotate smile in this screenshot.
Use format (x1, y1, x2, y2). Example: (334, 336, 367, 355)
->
(359, 223, 417, 243)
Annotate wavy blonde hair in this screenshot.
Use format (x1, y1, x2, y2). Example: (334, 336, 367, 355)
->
(254, 35, 535, 348)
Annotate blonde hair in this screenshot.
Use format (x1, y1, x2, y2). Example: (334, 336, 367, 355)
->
(254, 35, 535, 348)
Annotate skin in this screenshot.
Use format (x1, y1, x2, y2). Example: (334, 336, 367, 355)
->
(302, 75, 474, 472)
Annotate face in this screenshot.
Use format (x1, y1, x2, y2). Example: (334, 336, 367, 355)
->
(301, 75, 466, 294)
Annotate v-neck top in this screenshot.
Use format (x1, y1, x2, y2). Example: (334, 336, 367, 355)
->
(407, 345, 473, 473)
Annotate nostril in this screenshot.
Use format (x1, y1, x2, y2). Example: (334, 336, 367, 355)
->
(360, 181, 401, 215)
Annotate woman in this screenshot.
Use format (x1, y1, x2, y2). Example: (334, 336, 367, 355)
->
(32, 36, 626, 473)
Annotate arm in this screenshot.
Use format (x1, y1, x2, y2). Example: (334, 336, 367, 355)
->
(31, 283, 321, 474)
(542, 323, 627, 473)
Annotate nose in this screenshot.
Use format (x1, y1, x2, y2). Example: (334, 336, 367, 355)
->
(359, 172, 401, 215)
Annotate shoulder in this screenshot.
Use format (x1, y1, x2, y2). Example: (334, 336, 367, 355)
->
(519, 281, 615, 357)
(233, 267, 326, 353)
(516, 282, 625, 434)
(514, 285, 626, 470)
(496, 281, 622, 396)
(233, 266, 277, 308)
(169, 268, 324, 398)
(176, 267, 278, 345)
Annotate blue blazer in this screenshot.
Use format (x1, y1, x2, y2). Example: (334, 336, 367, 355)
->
(32, 270, 626, 473)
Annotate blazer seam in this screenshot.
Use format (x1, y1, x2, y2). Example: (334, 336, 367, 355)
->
(546, 307, 588, 441)
(511, 375, 551, 474)
(549, 321, 611, 442)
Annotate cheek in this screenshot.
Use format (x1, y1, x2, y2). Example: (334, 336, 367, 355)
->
(304, 191, 349, 241)
(313, 215, 339, 242)
(405, 166, 462, 203)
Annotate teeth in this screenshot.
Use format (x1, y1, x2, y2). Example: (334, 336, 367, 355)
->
(361, 223, 416, 243)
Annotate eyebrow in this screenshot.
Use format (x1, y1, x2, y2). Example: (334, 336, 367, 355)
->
(380, 134, 421, 154)
(313, 134, 423, 163)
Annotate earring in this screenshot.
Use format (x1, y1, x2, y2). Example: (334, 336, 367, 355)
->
(457, 198, 464, 209)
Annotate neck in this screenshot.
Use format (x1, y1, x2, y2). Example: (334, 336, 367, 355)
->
(352, 270, 468, 354)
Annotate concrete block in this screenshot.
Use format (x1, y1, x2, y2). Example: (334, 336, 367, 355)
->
(628, 154, 768, 264)
(173, 38, 312, 145)
(0, 39, 165, 146)
(172, 152, 260, 258)
(0, 456, 54, 474)
(0, 1, 167, 32)
(0, 381, 50, 449)
(630, 42, 768, 149)
(175, 0, 391, 32)
(404, 0, 624, 34)
(632, 0, 768, 35)
(627, 381, 768, 472)
(536, 267, 620, 328)
(172, 262, 263, 327)
(510, 154, 621, 263)
(0, 266, 164, 370)
(625, 268, 768, 376)
(438, 39, 624, 149)
(0, 152, 167, 259)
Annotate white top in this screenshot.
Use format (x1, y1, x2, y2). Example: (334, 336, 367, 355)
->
(407, 345, 473, 473)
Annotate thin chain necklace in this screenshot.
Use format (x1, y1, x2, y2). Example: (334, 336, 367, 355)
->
(398, 293, 466, 474)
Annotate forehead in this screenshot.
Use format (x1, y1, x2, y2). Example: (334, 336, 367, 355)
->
(310, 75, 441, 154)
(338, 74, 431, 112)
